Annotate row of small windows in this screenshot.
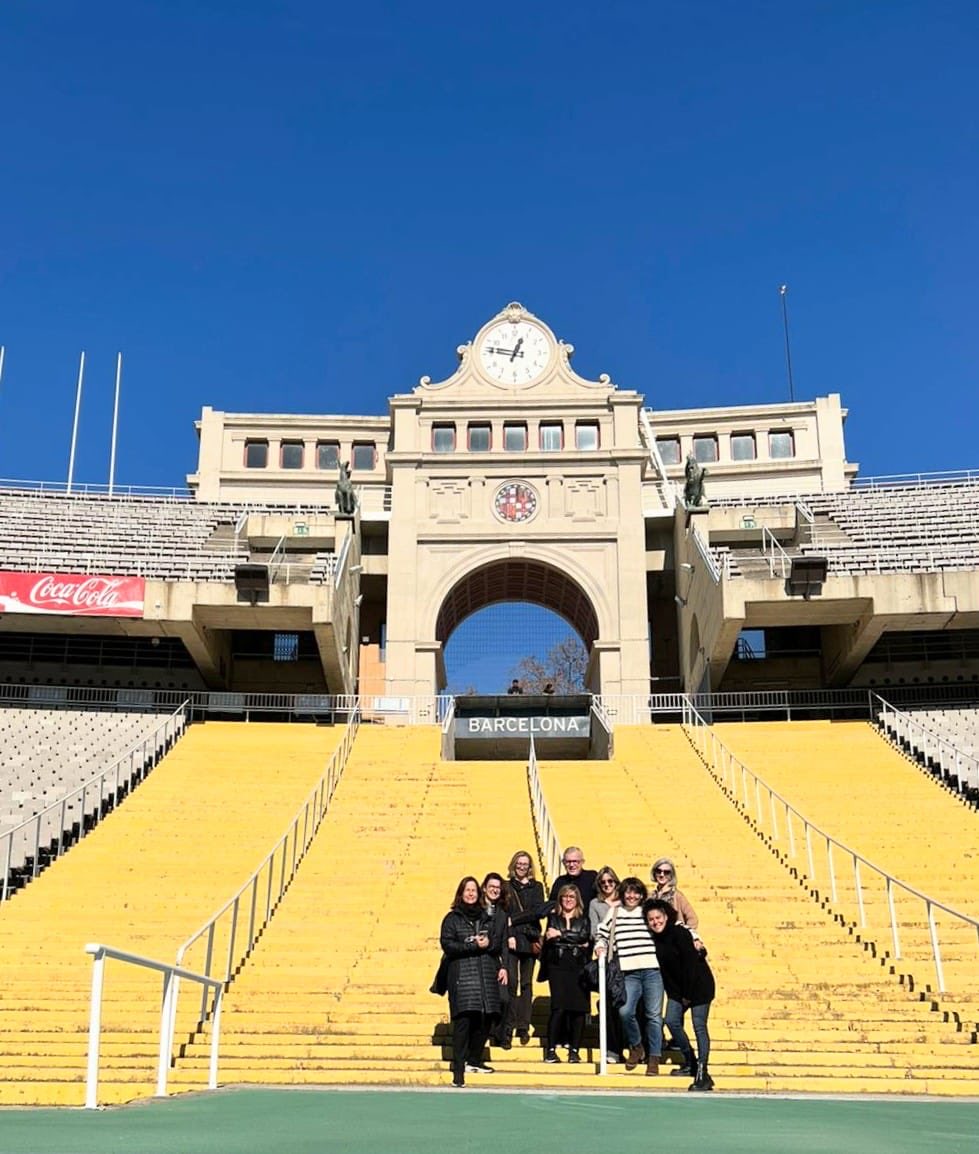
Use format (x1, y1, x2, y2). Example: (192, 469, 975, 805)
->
(657, 430, 795, 466)
(244, 441, 378, 471)
(432, 421, 600, 453)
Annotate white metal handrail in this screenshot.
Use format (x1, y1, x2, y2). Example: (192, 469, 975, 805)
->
(1, 702, 190, 902)
(874, 695, 979, 792)
(760, 526, 792, 578)
(681, 698, 979, 993)
(175, 711, 361, 1027)
(526, 737, 560, 895)
(84, 942, 222, 1109)
(689, 524, 721, 582)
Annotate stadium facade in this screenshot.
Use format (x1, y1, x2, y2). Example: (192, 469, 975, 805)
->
(1, 301, 978, 702)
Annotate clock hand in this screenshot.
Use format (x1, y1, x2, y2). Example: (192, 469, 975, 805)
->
(509, 337, 524, 363)
(486, 345, 524, 358)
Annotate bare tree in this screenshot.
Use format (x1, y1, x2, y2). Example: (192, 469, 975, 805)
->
(510, 635, 588, 693)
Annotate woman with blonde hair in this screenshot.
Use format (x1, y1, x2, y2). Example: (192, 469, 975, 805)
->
(502, 850, 547, 1046)
(541, 883, 591, 1063)
(588, 865, 625, 1063)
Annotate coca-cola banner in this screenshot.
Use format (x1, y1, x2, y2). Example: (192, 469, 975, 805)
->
(0, 571, 145, 617)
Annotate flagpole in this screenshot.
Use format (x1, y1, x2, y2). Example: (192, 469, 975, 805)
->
(67, 351, 85, 493)
(779, 284, 795, 402)
(108, 352, 122, 495)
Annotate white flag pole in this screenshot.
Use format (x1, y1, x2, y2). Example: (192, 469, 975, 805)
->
(108, 352, 122, 495)
(67, 351, 85, 494)
(0, 346, 6, 391)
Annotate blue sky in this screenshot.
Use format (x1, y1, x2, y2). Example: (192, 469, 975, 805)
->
(1, 1, 977, 491)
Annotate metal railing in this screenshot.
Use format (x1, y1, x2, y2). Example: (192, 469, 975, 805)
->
(526, 737, 611, 1074)
(1, 702, 189, 901)
(175, 712, 361, 1030)
(84, 942, 222, 1109)
(689, 524, 721, 582)
(526, 737, 560, 893)
(761, 526, 792, 578)
(681, 698, 979, 993)
(874, 694, 979, 793)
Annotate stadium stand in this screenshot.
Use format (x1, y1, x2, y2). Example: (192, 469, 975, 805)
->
(0, 706, 181, 880)
(0, 721, 346, 1106)
(710, 720, 979, 1028)
(168, 726, 977, 1094)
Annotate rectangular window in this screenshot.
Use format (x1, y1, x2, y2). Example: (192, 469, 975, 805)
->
(503, 423, 527, 452)
(316, 441, 340, 469)
(575, 422, 599, 451)
(273, 632, 300, 662)
(244, 440, 268, 468)
(539, 422, 564, 451)
(467, 423, 492, 452)
(432, 424, 456, 453)
(769, 429, 795, 459)
(731, 432, 756, 461)
(280, 441, 304, 469)
(351, 442, 376, 471)
(692, 434, 718, 463)
(656, 437, 680, 465)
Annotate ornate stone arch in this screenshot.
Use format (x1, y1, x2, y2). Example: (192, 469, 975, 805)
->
(427, 546, 608, 652)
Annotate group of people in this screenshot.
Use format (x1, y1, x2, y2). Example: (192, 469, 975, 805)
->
(435, 846, 716, 1090)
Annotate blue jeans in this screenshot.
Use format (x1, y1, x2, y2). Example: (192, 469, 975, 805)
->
(619, 968, 663, 1056)
(664, 997, 711, 1064)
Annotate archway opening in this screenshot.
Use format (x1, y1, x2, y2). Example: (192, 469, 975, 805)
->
(436, 560, 599, 694)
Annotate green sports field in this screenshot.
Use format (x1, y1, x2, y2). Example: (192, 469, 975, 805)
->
(1, 1089, 976, 1154)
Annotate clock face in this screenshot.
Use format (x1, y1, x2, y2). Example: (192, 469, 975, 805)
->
(494, 482, 539, 524)
(479, 320, 551, 385)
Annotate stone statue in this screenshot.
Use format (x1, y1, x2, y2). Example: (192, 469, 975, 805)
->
(335, 461, 357, 516)
(683, 453, 707, 507)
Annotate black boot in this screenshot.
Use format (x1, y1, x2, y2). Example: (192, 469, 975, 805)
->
(688, 1059, 714, 1091)
(544, 1048, 561, 1063)
(671, 1049, 696, 1076)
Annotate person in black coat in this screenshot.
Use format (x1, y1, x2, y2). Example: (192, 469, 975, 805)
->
(542, 884, 592, 1063)
(548, 845, 598, 909)
(440, 876, 506, 1087)
(480, 872, 512, 1048)
(502, 850, 548, 1047)
(645, 898, 716, 1091)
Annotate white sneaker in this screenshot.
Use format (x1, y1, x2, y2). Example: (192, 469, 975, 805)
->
(465, 1062, 495, 1074)
(605, 1052, 622, 1064)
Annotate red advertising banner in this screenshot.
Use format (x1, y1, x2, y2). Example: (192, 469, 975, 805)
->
(0, 571, 145, 617)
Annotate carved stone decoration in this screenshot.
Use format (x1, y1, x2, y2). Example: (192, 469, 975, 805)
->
(567, 479, 605, 521)
(429, 479, 469, 523)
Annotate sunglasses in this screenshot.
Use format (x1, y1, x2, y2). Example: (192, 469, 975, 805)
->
(654, 869, 672, 877)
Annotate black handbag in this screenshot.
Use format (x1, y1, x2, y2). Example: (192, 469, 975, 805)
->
(430, 954, 448, 997)
(581, 909, 627, 1008)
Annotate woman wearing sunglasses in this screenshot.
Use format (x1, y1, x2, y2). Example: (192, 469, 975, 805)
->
(588, 865, 625, 1064)
(650, 857, 700, 935)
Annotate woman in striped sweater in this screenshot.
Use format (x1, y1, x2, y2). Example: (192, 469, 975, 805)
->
(595, 876, 663, 1075)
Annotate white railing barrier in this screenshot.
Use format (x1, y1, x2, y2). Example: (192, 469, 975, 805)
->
(2, 702, 190, 903)
(525, 738, 609, 1075)
(175, 712, 361, 1030)
(526, 737, 561, 891)
(85, 943, 222, 1110)
(680, 698, 979, 993)
(874, 694, 979, 793)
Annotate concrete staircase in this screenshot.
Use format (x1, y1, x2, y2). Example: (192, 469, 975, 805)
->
(535, 726, 977, 1094)
(0, 722, 345, 1106)
(176, 725, 978, 1095)
(178, 730, 581, 1086)
(711, 719, 979, 1035)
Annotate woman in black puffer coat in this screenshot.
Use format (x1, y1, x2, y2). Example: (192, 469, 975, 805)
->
(440, 876, 506, 1087)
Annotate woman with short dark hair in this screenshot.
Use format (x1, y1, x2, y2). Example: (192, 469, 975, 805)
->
(644, 898, 716, 1091)
(439, 876, 506, 1087)
(595, 876, 663, 1075)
